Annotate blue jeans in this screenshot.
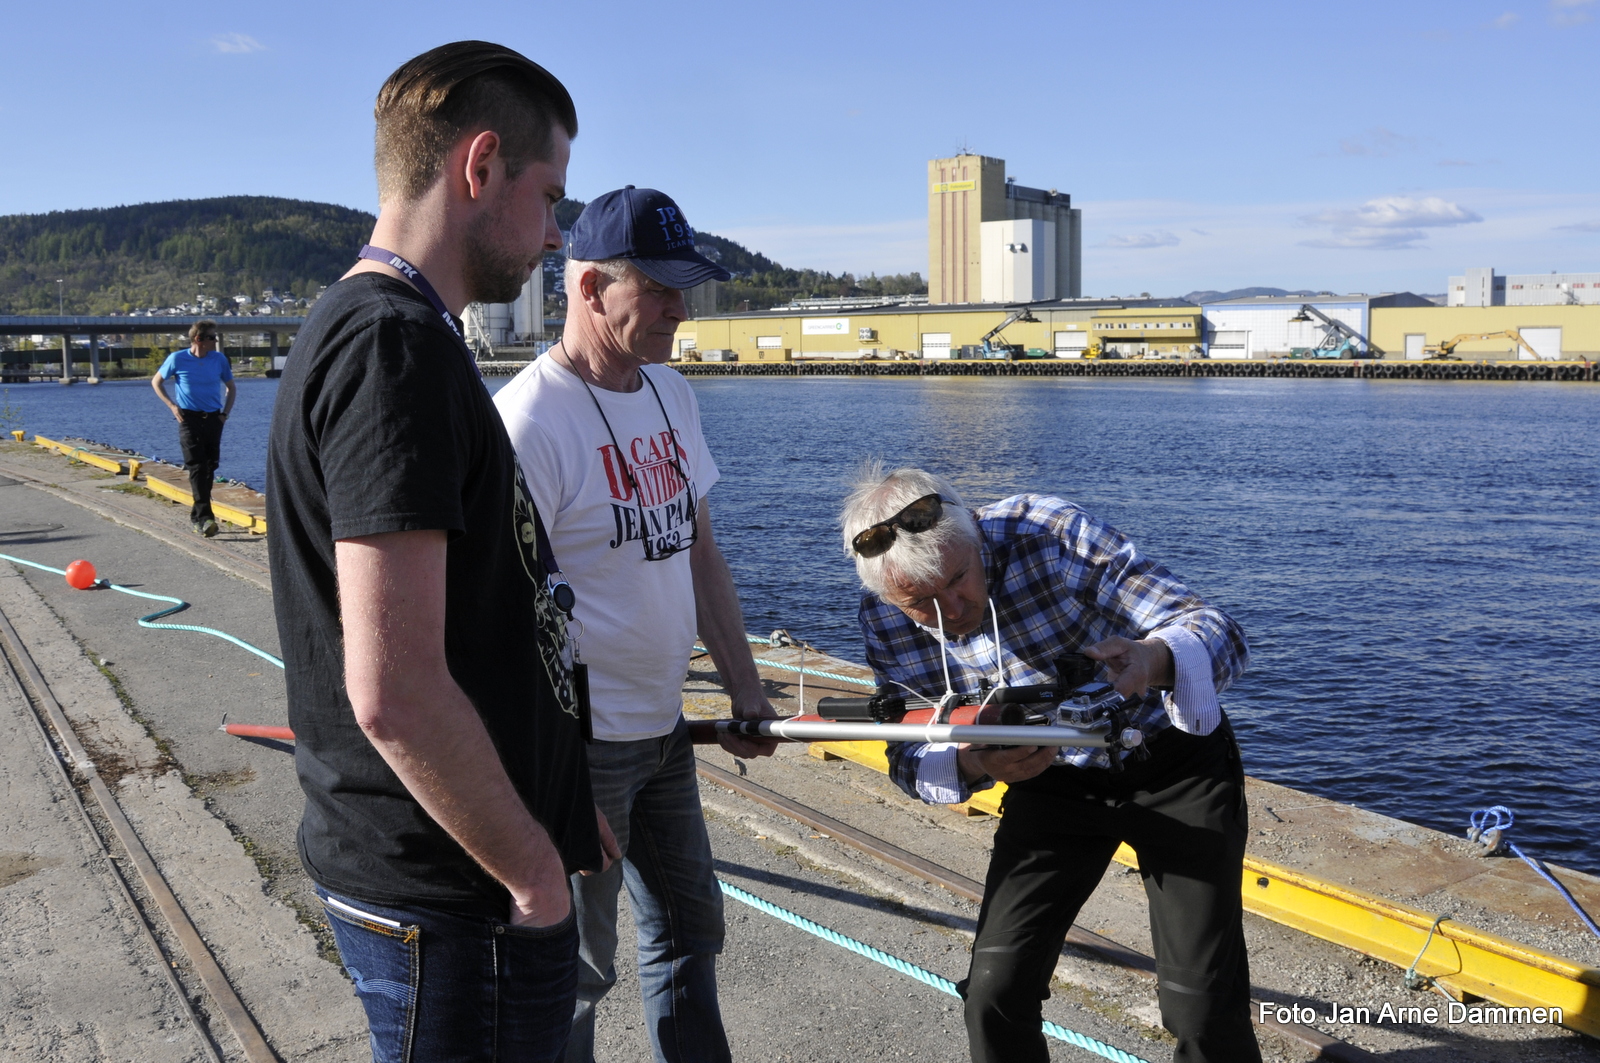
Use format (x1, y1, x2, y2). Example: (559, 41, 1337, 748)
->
(318, 887, 579, 1063)
(566, 717, 729, 1063)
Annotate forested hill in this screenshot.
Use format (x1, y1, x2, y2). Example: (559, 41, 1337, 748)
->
(0, 197, 377, 315)
(2, 195, 924, 316)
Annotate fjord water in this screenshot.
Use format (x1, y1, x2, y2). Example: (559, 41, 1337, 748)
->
(7, 374, 1598, 875)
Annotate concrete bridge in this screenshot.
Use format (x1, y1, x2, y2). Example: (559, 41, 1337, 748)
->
(0, 315, 307, 383)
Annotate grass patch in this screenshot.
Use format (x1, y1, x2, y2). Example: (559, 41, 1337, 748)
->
(107, 482, 162, 501)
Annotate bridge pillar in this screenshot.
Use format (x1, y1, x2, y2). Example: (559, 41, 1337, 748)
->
(269, 331, 280, 367)
(88, 333, 101, 384)
(59, 334, 73, 385)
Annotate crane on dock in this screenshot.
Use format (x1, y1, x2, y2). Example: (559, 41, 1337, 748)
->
(1287, 304, 1379, 359)
(977, 307, 1039, 360)
(1422, 330, 1548, 361)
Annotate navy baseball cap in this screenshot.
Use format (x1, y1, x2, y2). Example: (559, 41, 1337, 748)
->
(568, 186, 731, 289)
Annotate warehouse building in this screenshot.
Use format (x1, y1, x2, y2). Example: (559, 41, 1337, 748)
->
(673, 297, 1198, 362)
(1201, 292, 1433, 358)
(1448, 267, 1600, 307)
(928, 154, 1082, 304)
(1368, 304, 1599, 360)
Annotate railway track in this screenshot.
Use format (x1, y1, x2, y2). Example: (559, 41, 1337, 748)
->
(0, 597, 279, 1063)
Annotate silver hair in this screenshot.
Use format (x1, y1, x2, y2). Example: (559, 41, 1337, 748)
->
(563, 257, 635, 300)
(840, 460, 979, 596)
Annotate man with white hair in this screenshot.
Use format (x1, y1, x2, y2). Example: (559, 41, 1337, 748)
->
(495, 186, 776, 1063)
(840, 465, 1259, 1063)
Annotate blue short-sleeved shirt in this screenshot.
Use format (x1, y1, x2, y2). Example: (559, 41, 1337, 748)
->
(157, 349, 233, 412)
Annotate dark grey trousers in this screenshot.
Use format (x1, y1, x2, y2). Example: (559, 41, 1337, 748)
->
(960, 719, 1261, 1063)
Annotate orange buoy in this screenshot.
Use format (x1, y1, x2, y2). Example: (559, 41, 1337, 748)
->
(64, 560, 98, 589)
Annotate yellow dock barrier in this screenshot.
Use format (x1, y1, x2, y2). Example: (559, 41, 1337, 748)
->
(28, 434, 266, 534)
(141, 475, 267, 534)
(32, 434, 125, 475)
(806, 738, 1599, 1037)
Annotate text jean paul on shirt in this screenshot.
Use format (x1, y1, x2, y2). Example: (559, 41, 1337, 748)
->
(598, 432, 693, 551)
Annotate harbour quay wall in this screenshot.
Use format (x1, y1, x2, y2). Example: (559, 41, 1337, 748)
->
(672, 359, 1599, 382)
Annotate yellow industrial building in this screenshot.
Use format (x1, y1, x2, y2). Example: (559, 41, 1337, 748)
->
(1368, 304, 1600, 361)
(674, 299, 1200, 362)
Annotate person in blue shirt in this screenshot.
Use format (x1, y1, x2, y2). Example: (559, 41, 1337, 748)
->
(151, 319, 236, 536)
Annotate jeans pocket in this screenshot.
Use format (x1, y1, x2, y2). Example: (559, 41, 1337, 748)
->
(321, 893, 421, 1063)
(491, 913, 582, 1056)
(492, 907, 576, 940)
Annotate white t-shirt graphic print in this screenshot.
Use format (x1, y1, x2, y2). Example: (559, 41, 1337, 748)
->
(495, 357, 720, 740)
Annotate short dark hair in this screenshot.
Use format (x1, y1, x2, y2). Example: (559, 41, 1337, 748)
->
(189, 319, 219, 342)
(374, 41, 577, 203)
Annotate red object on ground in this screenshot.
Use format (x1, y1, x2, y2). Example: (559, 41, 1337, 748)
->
(223, 723, 296, 740)
(64, 560, 98, 589)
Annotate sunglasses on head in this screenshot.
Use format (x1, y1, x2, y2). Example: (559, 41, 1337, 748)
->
(851, 494, 953, 558)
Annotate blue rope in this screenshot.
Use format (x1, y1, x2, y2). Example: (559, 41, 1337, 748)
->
(741, 634, 877, 688)
(0, 553, 285, 669)
(1469, 806, 1600, 941)
(718, 879, 1151, 1063)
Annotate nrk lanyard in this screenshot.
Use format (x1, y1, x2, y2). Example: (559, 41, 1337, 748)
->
(357, 244, 460, 336)
(357, 245, 483, 380)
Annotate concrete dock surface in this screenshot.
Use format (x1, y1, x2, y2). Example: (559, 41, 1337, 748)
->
(1, 436, 1597, 1062)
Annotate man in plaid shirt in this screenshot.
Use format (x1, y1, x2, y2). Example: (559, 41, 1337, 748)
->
(842, 464, 1259, 1063)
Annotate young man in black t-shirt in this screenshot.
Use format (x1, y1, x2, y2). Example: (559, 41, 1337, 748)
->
(266, 42, 616, 1061)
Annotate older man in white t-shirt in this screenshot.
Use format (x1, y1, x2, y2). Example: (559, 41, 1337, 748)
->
(494, 187, 775, 1063)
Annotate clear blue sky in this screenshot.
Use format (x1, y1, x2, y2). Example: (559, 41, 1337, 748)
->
(3, 0, 1596, 297)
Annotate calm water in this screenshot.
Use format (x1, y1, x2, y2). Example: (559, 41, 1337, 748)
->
(6, 374, 1598, 874)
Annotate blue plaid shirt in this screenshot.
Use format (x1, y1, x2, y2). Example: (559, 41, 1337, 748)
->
(860, 495, 1249, 802)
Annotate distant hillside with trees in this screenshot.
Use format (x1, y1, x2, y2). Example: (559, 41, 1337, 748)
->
(0, 197, 376, 315)
(1, 195, 925, 318)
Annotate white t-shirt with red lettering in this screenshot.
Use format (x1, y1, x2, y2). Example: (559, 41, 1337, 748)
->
(494, 356, 719, 741)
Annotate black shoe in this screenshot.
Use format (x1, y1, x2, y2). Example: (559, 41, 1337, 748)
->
(199, 519, 219, 538)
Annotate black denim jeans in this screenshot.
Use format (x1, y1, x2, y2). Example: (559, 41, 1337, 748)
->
(176, 408, 224, 523)
(961, 718, 1261, 1063)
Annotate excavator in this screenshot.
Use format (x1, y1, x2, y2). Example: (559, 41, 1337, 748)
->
(1287, 305, 1380, 359)
(1421, 330, 1548, 361)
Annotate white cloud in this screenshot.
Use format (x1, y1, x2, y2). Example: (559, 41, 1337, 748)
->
(1492, 11, 1520, 27)
(1556, 219, 1600, 232)
(1551, 0, 1595, 23)
(1101, 231, 1180, 249)
(1299, 196, 1482, 249)
(1338, 127, 1417, 158)
(209, 33, 265, 54)
(1307, 196, 1482, 229)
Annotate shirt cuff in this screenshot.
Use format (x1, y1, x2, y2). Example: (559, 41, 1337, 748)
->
(1148, 626, 1221, 735)
(914, 744, 993, 804)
